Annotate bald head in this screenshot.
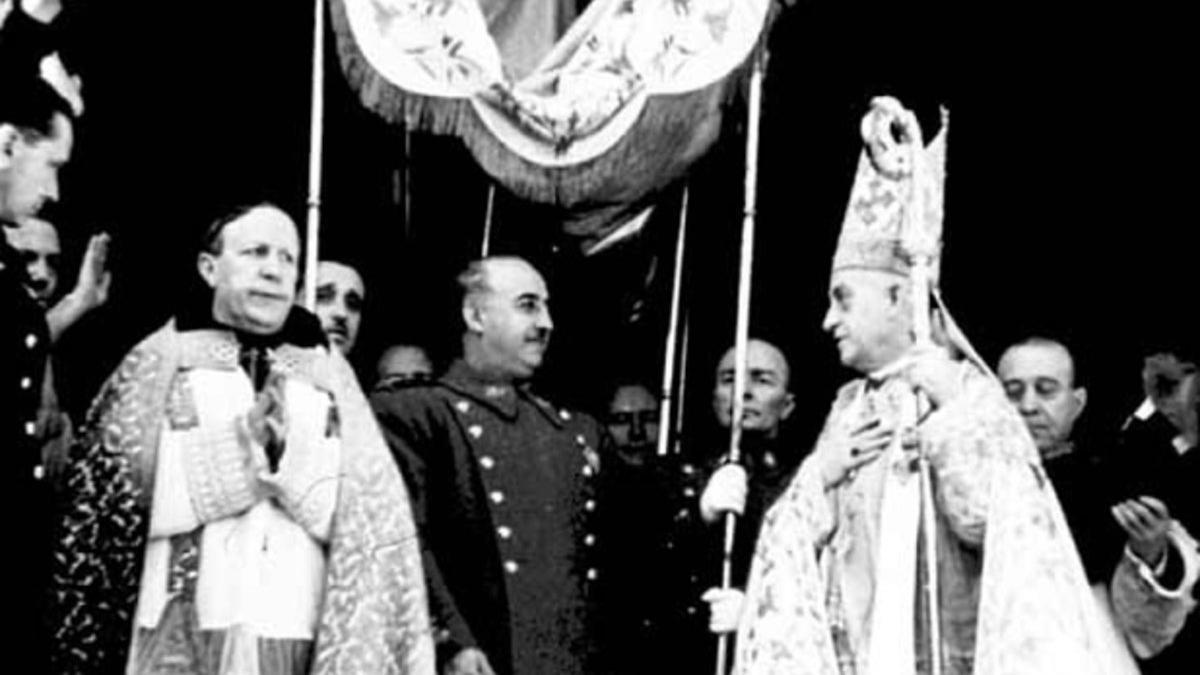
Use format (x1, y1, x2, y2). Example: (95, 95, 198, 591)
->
(713, 339, 795, 438)
(998, 338, 1086, 455)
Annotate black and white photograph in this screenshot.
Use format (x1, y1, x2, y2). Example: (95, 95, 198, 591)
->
(3, 0, 1195, 672)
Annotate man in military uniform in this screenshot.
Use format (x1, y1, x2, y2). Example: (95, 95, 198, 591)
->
(373, 256, 606, 675)
(687, 339, 800, 670)
(1, 73, 73, 673)
(601, 382, 707, 674)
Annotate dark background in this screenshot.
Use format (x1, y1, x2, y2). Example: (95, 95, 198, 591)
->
(44, 1, 1192, 457)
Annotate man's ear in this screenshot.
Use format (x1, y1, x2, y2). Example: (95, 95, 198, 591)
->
(462, 298, 485, 333)
(0, 124, 19, 170)
(780, 392, 797, 421)
(1073, 386, 1088, 416)
(197, 252, 218, 288)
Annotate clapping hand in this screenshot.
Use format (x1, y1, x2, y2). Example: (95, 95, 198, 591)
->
(1112, 496, 1172, 567)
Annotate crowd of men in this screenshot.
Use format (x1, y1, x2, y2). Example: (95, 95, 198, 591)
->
(5, 3, 1199, 674)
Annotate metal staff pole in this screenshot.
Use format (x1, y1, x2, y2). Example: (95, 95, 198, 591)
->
(909, 254, 942, 675)
(715, 45, 768, 675)
(657, 186, 691, 457)
(480, 184, 496, 257)
(302, 0, 326, 311)
(670, 310, 691, 457)
(901, 105, 949, 675)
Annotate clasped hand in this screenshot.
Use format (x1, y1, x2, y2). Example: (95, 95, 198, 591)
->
(240, 377, 288, 481)
(821, 417, 895, 490)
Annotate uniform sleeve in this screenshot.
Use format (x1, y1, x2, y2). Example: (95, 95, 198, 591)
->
(1111, 522, 1200, 658)
(371, 389, 480, 663)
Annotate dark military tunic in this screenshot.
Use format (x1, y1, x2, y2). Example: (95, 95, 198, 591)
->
(2, 232, 53, 671)
(372, 360, 604, 675)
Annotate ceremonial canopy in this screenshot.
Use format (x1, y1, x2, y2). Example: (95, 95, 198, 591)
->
(330, 0, 777, 245)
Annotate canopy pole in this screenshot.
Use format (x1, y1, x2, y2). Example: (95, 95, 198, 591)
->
(481, 183, 496, 257)
(715, 45, 768, 675)
(302, 0, 326, 310)
(657, 186, 691, 457)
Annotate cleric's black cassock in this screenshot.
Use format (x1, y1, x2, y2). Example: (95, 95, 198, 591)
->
(371, 360, 606, 675)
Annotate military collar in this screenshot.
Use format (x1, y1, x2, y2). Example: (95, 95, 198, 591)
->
(440, 359, 566, 427)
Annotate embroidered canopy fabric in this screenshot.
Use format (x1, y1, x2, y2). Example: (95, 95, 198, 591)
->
(330, 0, 776, 245)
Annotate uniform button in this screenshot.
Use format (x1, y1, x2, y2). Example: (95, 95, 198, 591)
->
(20, 377, 32, 390)
(490, 491, 505, 504)
(497, 525, 512, 540)
(559, 409, 572, 421)
(575, 434, 587, 446)
(584, 499, 596, 512)
(24, 421, 37, 436)
(584, 533, 596, 546)
(32, 465, 45, 480)
(581, 464, 594, 477)
(25, 333, 39, 349)
(683, 487, 696, 498)
(686, 606, 698, 616)
(504, 560, 519, 574)
(479, 455, 496, 470)
(455, 400, 471, 413)
(586, 568, 598, 581)
(468, 424, 483, 439)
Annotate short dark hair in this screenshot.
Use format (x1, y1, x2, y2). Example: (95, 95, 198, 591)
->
(0, 75, 73, 141)
(1003, 336, 1084, 388)
(199, 202, 279, 256)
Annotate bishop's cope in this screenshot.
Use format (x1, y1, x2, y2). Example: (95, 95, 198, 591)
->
(733, 98, 1118, 675)
(372, 256, 607, 675)
(47, 204, 434, 675)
